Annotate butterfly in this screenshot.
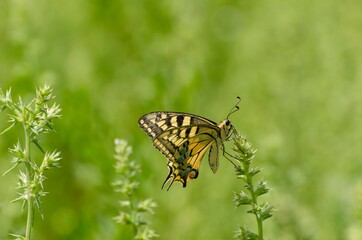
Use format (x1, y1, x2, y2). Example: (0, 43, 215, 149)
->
(138, 97, 240, 190)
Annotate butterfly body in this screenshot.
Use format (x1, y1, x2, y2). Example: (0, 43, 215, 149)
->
(138, 111, 235, 189)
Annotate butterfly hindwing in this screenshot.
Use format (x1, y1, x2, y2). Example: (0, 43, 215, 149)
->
(156, 125, 220, 189)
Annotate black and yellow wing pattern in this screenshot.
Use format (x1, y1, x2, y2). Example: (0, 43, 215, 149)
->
(138, 110, 237, 190)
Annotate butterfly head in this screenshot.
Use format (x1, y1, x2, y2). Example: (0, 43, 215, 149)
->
(218, 119, 235, 141)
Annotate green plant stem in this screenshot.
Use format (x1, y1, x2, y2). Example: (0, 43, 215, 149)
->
(129, 198, 137, 236)
(23, 123, 33, 240)
(244, 159, 263, 239)
(247, 176, 263, 239)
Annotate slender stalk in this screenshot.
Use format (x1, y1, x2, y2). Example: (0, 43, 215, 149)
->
(247, 175, 263, 239)
(130, 200, 138, 236)
(24, 123, 33, 240)
(1, 85, 61, 239)
(232, 136, 273, 240)
(113, 139, 158, 240)
(243, 159, 263, 239)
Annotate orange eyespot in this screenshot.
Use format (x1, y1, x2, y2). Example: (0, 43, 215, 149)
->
(188, 169, 199, 179)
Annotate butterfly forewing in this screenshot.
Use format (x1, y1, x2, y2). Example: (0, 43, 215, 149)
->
(138, 111, 230, 189)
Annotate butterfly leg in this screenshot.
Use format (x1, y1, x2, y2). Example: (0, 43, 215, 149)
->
(221, 144, 238, 169)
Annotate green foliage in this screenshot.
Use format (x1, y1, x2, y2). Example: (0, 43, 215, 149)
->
(0, 85, 61, 239)
(113, 139, 158, 240)
(1, 0, 362, 239)
(232, 135, 273, 240)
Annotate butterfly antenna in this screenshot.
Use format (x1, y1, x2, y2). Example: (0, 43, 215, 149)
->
(227, 96, 241, 119)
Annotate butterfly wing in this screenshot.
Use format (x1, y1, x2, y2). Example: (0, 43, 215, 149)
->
(157, 125, 220, 189)
(138, 112, 221, 189)
(138, 112, 218, 138)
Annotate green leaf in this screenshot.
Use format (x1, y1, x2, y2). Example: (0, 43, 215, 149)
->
(114, 212, 132, 225)
(32, 139, 45, 153)
(9, 233, 25, 240)
(135, 227, 159, 240)
(249, 167, 260, 176)
(137, 199, 157, 214)
(234, 191, 252, 206)
(0, 122, 17, 135)
(235, 226, 259, 240)
(2, 162, 20, 176)
(254, 181, 269, 197)
(260, 203, 273, 221)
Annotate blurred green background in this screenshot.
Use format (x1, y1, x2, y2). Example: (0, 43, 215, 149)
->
(1, 0, 362, 239)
